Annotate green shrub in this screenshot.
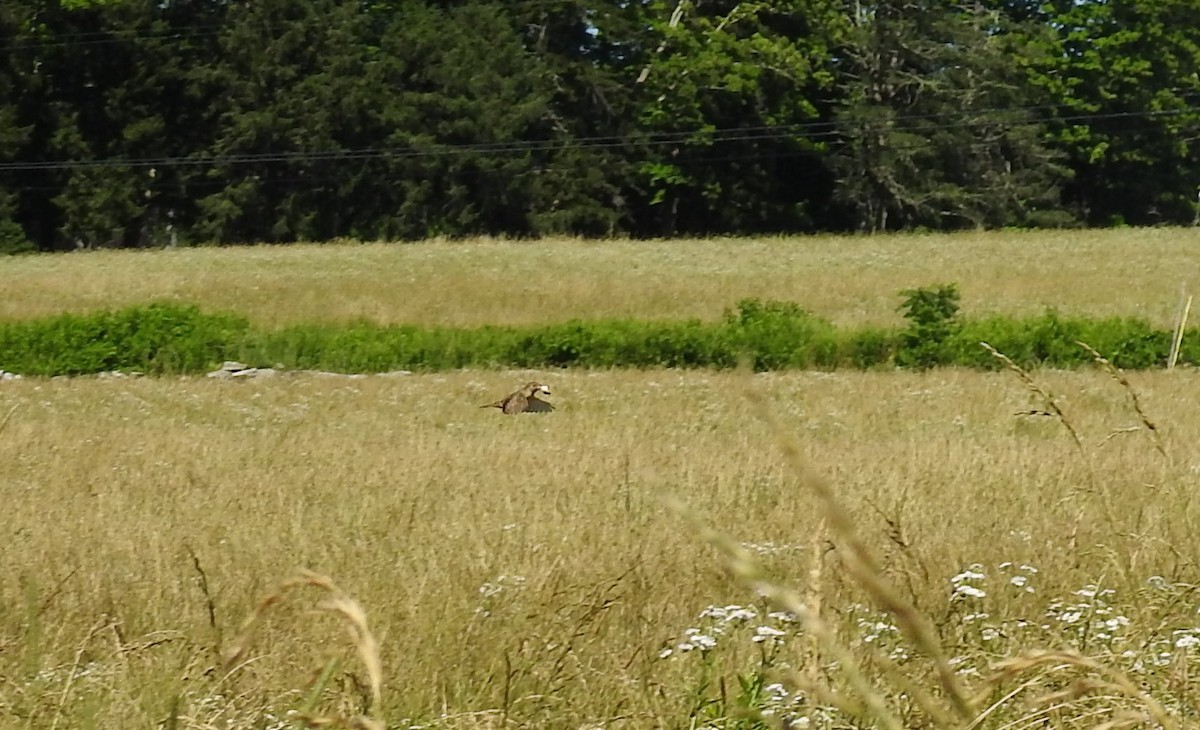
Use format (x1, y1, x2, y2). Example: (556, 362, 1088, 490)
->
(953, 312, 1087, 369)
(896, 284, 961, 369)
(243, 323, 517, 372)
(642, 321, 734, 369)
(514, 321, 626, 368)
(954, 312, 1170, 369)
(0, 219, 36, 255)
(0, 303, 247, 375)
(1174, 329, 1200, 366)
(1077, 317, 1169, 368)
(841, 327, 897, 369)
(722, 298, 840, 370)
(505, 320, 732, 370)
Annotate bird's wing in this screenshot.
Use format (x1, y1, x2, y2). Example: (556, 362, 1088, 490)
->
(524, 396, 555, 413)
(502, 394, 528, 414)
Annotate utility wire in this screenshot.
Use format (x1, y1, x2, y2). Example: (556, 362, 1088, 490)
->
(0, 105, 1195, 174)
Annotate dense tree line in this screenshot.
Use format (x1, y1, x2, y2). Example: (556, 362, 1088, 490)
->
(1, 0, 1198, 250)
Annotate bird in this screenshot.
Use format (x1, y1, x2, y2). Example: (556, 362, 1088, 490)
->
(482, 382, 555, 414)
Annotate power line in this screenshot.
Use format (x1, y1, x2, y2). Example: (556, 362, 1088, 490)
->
(0, 125, 825, 173)
(1, 105, 1196, 174)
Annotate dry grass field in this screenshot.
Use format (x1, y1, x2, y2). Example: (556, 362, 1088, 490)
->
(4, 368, 1200, 728)
(4, 231, 1200, 728)
(1, 228, 1198, 329)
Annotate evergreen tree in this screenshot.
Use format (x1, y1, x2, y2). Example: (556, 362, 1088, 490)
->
(830, 0, 1070, 232)
(192, 0, 378, 242)
(0, 0, 34, 252)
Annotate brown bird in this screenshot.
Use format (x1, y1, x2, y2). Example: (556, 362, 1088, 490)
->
(482, 382, 555, 414)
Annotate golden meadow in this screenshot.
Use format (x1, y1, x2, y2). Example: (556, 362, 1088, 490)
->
(4, 229, 1200, 729)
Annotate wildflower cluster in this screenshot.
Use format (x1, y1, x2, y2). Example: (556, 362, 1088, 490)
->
(947, 562, 1041, 652)
(1043, 584, 1130, 649)
(659, 563, 1200, 727)
(659, 603, 798, 659)
(659, 603, 834, 727)
(940, 564, 1200, 682)
(1118, 576, 1200, 678)
(844, 602, 908, 663)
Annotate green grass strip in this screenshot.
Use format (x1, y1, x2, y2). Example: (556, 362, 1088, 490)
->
(0, 300, 1189, 376)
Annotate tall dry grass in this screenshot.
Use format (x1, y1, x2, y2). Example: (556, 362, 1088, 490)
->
(4, 367, 1200, 727)
(1, 228, 1198, 328)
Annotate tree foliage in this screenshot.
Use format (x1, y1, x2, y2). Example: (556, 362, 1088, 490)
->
(1006, 0, 1200, 225)
(0, 0, 1197, 249)
(831, 0, 1071, 231)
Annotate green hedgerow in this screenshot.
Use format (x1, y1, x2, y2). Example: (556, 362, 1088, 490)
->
(0, 303, 247, 376)
(0, 290, 1191, 375)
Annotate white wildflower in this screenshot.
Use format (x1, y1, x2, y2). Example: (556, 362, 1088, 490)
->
(954, 585, 987, 600)
(682, 631, 717, 650)
(1104, 616, 1130, 632)
(753, 625, 787, 643)
(951, 569, 986, 584)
